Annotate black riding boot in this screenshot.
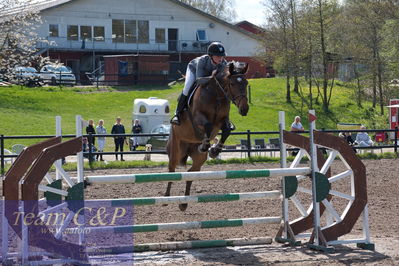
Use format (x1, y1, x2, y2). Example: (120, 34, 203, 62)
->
(170, 94, 188, 125)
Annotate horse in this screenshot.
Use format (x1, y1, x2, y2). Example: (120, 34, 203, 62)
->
(166, 61, 249, 211)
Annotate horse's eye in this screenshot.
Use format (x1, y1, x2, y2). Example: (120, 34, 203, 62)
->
(237, 77, 242, 82)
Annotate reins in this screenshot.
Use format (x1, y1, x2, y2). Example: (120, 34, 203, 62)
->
(213, 75, 248, 107)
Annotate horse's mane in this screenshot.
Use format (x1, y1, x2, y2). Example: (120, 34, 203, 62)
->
(215, 61, 247, 82)
(226, 61, 247, 75)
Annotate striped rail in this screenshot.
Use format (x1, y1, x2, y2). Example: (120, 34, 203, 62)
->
(87, 237, 273, 253)
(94, 191, 281, 206)
(85, 167, 311, 184)
(86, 216, 281, 233)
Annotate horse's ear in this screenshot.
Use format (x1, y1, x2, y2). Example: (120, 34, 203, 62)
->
(228, 62, 234, 75)
(242, 63, 249, 74)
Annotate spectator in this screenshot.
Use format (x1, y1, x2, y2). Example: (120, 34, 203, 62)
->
(96, 119, 107, 161)
(291, 116, 304, 132)
(132, 119, 142, 150)
(356, 126, 374, 147)
(111, 117, 127, 161)
(86, 119, 96, 146)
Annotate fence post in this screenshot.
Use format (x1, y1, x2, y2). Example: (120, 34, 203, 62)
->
(247, 129, 251, 158)
(88, 133, 94, 164)
(59, 70, 62, 87)
(248, 85, 252, 104)
(1, 135, 4, 175)
(395, 126, 398, 154)
(96, 74, 99, 89)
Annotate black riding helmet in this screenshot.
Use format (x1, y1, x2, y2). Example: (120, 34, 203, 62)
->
(207, 42, 226, 56)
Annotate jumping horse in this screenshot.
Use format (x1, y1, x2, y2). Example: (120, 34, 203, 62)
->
(166, 62, 249, 211)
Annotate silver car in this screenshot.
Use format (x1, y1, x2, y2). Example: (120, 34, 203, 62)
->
(40, 65, 76, 85)
(13, 66, 43, 86)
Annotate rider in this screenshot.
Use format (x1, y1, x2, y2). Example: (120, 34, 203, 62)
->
(170, 42, 227, 125)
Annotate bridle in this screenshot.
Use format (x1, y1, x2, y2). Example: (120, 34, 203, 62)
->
(213, 74, 248, 107)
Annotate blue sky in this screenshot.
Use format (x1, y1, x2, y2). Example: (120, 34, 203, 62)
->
(234, 0, 266, 26)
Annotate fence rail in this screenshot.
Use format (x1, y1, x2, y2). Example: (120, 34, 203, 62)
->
(1, 127, 398, 174)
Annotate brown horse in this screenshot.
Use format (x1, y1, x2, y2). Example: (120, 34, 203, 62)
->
(166, 62, 249, 211)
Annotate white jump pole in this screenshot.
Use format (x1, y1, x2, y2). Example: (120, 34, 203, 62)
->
(76, 115, 84, 184)
(309, 110, 321, 245)
(75, 115, 85, 245)
(55, 116, 62, 180)
(1, 196, 8, 264)
(278, 111, 289, 239)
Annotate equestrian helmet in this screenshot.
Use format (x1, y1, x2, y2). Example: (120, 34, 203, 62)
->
(207, 42, 226, 56)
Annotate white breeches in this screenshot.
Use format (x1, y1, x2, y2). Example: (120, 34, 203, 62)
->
(182, 68, 196, 96)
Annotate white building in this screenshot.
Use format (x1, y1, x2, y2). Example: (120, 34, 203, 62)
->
(31, 0, 266, 83)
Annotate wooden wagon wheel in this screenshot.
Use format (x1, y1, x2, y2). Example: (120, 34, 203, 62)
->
(3, 137, 86, 261)
(282, 130, 367, 243)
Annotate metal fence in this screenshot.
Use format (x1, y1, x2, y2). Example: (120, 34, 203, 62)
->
(1, 128, 398, 174)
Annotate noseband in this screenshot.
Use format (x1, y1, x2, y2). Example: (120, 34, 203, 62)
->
(213, 74, 247, 107)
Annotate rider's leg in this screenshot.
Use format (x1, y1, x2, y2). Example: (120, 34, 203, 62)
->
(171, 68, 195, 125)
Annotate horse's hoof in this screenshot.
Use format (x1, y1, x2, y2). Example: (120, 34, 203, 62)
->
(209, 148, 221, 159)
(179, 203, 188, 211)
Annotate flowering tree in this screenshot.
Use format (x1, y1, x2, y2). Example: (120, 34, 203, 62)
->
(0, 0, 49, 79)
(179, 0, 237, 22)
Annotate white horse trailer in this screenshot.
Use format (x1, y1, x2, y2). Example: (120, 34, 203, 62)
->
(132, 97, 171, 145)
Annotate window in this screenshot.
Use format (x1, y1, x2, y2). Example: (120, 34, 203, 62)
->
(67, 25, 78, 41)
(80, 26, 92, 40)
(196, 30, 207, 41)
(112, 19, 124, 43)
(155, 28, 165, 43)
(138, 20, 149, 43)
(125, 20, 137, 43)
(139, 105, 146, 113)
(94, 26, 105, 41)
(112, 19, 149, 43)
(49, 24, 59, 37)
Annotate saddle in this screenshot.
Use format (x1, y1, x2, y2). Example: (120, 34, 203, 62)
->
(187, 77, 212, 105)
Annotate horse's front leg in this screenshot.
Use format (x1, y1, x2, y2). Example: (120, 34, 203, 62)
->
(209, 119, 231, 159)
(198, 122, 213, 152)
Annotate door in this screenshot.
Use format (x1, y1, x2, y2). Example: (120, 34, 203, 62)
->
(66, 59, 80, 83)
(168, 28, 178, 51)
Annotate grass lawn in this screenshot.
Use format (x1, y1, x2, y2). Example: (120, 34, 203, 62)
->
(0, 78, 388, 150)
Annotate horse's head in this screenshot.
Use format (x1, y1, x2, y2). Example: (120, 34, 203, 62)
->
(224, 62, 249, 116)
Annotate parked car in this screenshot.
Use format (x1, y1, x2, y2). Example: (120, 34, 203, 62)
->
(13, 66, 43, 86)
(129, 124, 170, 151)
(40, 65, 76, 85)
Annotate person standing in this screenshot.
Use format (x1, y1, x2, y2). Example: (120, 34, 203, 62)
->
(111, 117, 126, 161)
(291, 116, 304, 132)
(96, 119, 107, 161)
(132, 119, 142, 150)
(86, 119, 96, 146)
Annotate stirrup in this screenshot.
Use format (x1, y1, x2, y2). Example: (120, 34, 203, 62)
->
(170, 115, 181, 125)
(229, 121, 236, 131)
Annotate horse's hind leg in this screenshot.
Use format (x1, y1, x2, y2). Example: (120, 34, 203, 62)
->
(179, 147, 208, 211)
(165, 130, 179, 197)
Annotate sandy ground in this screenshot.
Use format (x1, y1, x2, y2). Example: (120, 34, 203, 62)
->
(76, 158, 399, 265)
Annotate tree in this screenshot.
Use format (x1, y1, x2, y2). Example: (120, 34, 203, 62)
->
(263, 0, 293, 103)
(179, 0, 237, 22)
(0, 0, 47, 79)
(343, 0, 398, 115)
